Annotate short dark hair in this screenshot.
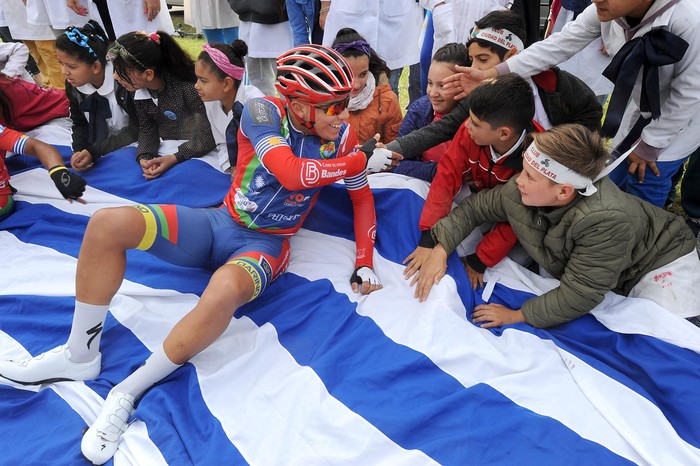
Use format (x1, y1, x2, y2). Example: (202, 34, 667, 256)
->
(529, 125, 608, 180)
(467, 9, 526, 60)
(467, 74, 534, 133)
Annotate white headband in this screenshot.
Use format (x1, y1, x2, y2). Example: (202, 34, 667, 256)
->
(523, 141, 598, 196)
(470, 27, 524, 53)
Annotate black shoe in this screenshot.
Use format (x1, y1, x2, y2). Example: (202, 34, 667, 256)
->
(687, 316, 700, 328)
(686, 218, 700, 237)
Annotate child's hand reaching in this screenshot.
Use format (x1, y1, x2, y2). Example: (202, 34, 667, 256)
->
(472, 303, 525, 328)
(140, 155, 177, 180)
(411, 244, 448, 302)
(466, 263, 485, 290)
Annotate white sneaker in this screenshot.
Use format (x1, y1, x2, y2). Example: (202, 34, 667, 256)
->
(0, 345, 101, 385)
(81, 390, 136, 465)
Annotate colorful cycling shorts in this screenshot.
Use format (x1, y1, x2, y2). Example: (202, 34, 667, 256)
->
(133, 204, 290, 300)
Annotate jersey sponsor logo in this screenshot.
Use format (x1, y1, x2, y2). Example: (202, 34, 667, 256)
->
(265, 212, 302, 222)
(234, 188, 259, 212)
(367, 224, 376, 241)
(356, 247, 367, 260)
(251, 100, 274, 125)
(259, 255, 273, 284)
(321, 168, 346, 179)
(319, 141, 336, 159)
(283, 193, 311, 207)
(228, 258, 263, 300)
(302, 162, 320, 186)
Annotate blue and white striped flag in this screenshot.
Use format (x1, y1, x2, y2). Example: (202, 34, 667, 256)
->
(1, 146, 699, 465)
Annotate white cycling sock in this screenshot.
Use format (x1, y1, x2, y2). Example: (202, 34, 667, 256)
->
(66, 301, 109, 363)
(113, 345, 182, 400)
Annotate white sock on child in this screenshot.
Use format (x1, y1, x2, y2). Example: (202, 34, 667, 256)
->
(112, 345, 182, 400)
(66, 301, 109, 363)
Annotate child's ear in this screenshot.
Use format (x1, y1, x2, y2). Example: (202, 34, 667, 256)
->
(223, 76, 235, 92)
(90, 61, 103, 75)
(504, 48, 518, 60)
(557, 184, 576, 201)
(499, 125, 513, 140)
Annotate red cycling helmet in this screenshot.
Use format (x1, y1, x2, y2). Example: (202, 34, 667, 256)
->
(275, 44, 355, 104)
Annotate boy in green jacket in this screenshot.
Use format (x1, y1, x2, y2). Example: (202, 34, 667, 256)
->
(415, 124, 700, 328)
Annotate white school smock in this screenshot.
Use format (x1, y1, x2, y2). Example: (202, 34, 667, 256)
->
(89, 0, 175, 36)
(503, 1, 700, 162)
(185, 0, 239, 31)
(25, 0, 90, 29)
(77, 63, 130, 135)
(0, 0, 55, 40)
(322, 0, 424, 70)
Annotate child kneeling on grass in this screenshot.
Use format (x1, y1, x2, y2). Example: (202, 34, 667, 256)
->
(415, 124, 700, 328)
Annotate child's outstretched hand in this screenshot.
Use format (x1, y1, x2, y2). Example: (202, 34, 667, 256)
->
(442, 65, 497, 100)
(472, 303, 525, 328)
(626, 151, 660, 183)
(412, 244, 448, 302)
(466, 263, 485, 290)
(403, 245, 433, 281)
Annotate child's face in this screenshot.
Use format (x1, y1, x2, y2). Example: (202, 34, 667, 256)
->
(56, 49, 101, 88)
(516, 162, 561, 207)
(591, 0, 654, 22)
(194, 59, 231, 102)
(426, 61, 458, 115)
(468, 43, 503, 71)
(113, 67, 149, 92)
(465, 111, 502, 147)
(345, 55, 370, 97)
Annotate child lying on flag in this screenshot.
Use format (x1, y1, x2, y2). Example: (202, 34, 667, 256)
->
(0, 44, 397, 465)
(414, 124, 700, 328)
(0, 122, 86, 221)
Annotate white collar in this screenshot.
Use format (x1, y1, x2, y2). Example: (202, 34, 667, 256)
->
(489, 129, 526, 163)
(77, 61, 115, 96)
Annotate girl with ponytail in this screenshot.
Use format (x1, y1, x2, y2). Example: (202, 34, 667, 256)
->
(194, 39, 263, 175)
(108, 30, 216, 179)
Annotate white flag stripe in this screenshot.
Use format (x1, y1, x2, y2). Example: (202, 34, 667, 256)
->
(288, 228, 700, 465)
(0, 232, 437, 466)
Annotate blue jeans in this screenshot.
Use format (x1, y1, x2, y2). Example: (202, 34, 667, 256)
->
(286, 0, 315, 46)
(420, 11, 434, 95)
(390, 64, 422, 107)
(203, 27, 239, 44)
(608, 157, 688, 207)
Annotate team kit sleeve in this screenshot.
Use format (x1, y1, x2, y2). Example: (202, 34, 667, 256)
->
(240, 98, 367, 191)
(0, 125, 28, 154)
(339, 126, 376, 269)
(418, 125, 471, 246)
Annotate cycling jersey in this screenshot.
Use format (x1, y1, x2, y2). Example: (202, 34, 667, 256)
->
(224, 97, 376, 268)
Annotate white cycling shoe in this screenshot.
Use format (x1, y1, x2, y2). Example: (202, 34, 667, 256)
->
(81, 390, 136, 465)
(0, 345, 101, 385)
